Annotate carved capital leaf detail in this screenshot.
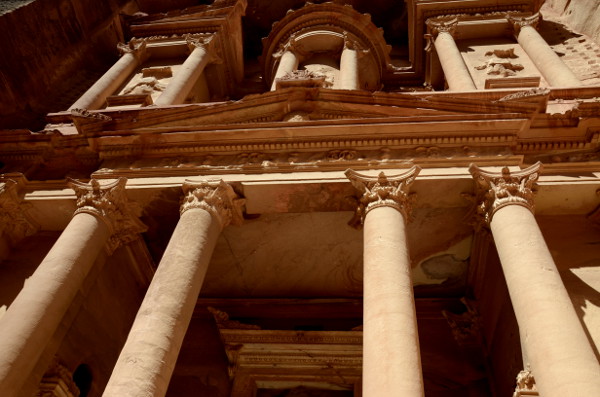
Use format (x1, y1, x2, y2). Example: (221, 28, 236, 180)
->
(117, 39, 147, 58)
(512, 366, 538, 397)
(345, 166, 421, 227)
(0, 178, 39, 245)
(68, 178, 147, 254)
(469, 162, 542, 226)
(426, 16, 459, 37)
(181, 180, 245, 229)
(506, 12, 540, 35)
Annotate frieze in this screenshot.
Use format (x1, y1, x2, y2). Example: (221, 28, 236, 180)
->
(345, 167, 420, 226)
(68, 178, 147, 254)
(469, 162, 542, 225)
(180, 179, 244, 228)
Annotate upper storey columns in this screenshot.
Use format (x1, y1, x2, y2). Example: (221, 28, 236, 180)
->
(507, 14, 581, 87)
(346, 167, 425, 397)
(270, 38, 301, 91)
(0, 178, 38, 263)
(102, 180, 243, 397)
(0, 178, 146, 396)
(339, 34, 369, 90)
(470, 163, 600, 397)
(426, 18, 476, 91)
(154, 35, 215, 106)
(69, 41, 148, 111)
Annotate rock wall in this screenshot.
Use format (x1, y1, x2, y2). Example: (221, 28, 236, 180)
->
(542, 0, 600, 44)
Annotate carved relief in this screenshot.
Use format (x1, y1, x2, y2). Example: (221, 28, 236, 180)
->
(70, 108, 112, 121)
(276, 69, 331, 89)
(208, 307, 261, 330)
(36, 360, 79, 397)
(442, 298, 482, 347)
(506, 13, 540, 36)
(512, 366, 539, 397)
(469, 162, 542, 225)
(0, 178, 39, 245)
(68, 178, 148, 254)
(426, 17, 458, 37)
(345, 166, 421, 226)
(475, 48, 524, 77)
(181, 179, 245, 228)
(122, 77, 166, 96)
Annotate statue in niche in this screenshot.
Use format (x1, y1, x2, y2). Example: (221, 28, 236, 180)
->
(475, 47, 525, 77)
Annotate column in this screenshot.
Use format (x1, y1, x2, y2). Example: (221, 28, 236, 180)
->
(507, 14, 581, 87)
(69, 41, 147, 111)
(0, 178, 38, 262)
(154, 35, 214, 106)
(346, 167, 425, 397)
(426, 17, 476, 91)
(102, 180, 244, 397)
(0, 178, 146, 396)
(469, 163, 600, 397)
(339, 35, 368, 90)
(270, 38, 300, 91)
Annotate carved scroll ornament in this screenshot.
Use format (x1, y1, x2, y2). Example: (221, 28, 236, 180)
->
(345, 166, 421, 226)
(69, 178, 147, 254)
(469, 162, 542, 225)
(0, 178, 38, 245)
(181, 179, 245, 229)
(506, 13, 540, 35)
(426, 17, 459, 38)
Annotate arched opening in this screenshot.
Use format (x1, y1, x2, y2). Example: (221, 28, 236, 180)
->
(72, 364, 93, 397)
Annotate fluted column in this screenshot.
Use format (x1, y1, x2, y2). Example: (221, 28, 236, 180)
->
(0, 178, 38, 262)
(69, 41, 147, 111)
(0, 178, 146, 396)
(155, 35, 214, 106)
(346, 167, 424, 397)
(102, 180, 244, 397)
(470, 163, 600, 397)
(426, 18, 476, 91)
(507, 14, 581, 87)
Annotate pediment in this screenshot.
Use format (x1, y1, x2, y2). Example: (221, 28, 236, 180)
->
(68, 87, 545, 135)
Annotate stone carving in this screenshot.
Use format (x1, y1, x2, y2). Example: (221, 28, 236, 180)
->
(68, 178, 148, 254)
(475, 48, 524, 77)
(185, 33, 213, 51)
(506, 13, 540, 35)
(512, 366, 539, 397)
(442, 298, 482, 347)
(123, 77, 166, 96)
(36, 359, 79, 397)
(326, 149, 357, 161)
(426, 17, 458, 37)
(181, 179, 245, 228)
(117, 39, 147, 58)
(70, 108, 112, 121)
(0, 178, 38, 245)
(497, 88, 549, 102)
(345, 166, 421, 226)
(208, 307, 261, 330)
(469, 162, 542, 225)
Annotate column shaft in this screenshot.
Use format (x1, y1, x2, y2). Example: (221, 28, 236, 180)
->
(155, 45, 210, 106)
(516, 25, 581, 87)
(270, 50, 298, 91)
(0, 213, 110, 395)
(69, 52, 140, 110)
(339, 47, 360, 90)
(434, 32, 476, 91)
(102, 208, 221, 397)
(491, 205, 600, 397)
(362, 206, 424, 397)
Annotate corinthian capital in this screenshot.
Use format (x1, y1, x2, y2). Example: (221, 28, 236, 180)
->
(68, 178, 147, 254)
(469, 162, 542, 225)
(345, 166, 421, 226)
(426, 17, 459, 38)
(506, 13, 540, 35)
(117, 39, 147, 58)
(0, 178, 39, 245)
(181, 180, 244, 229)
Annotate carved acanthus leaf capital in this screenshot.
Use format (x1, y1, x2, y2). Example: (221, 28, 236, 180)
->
(117, 38, 147, 58)
(342, 32, 370, 55)
(426, 17, 459, 38)
(506, 13, 540, 36)
(512, 366, 538, 397)
(68, 178, 147, 254)
(181, 180, 245, 229)
(0, 178, 39, 245)
(345, 166, 421, 227)
(273, 34, 308, 59)
(469, 162, 542, 225)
